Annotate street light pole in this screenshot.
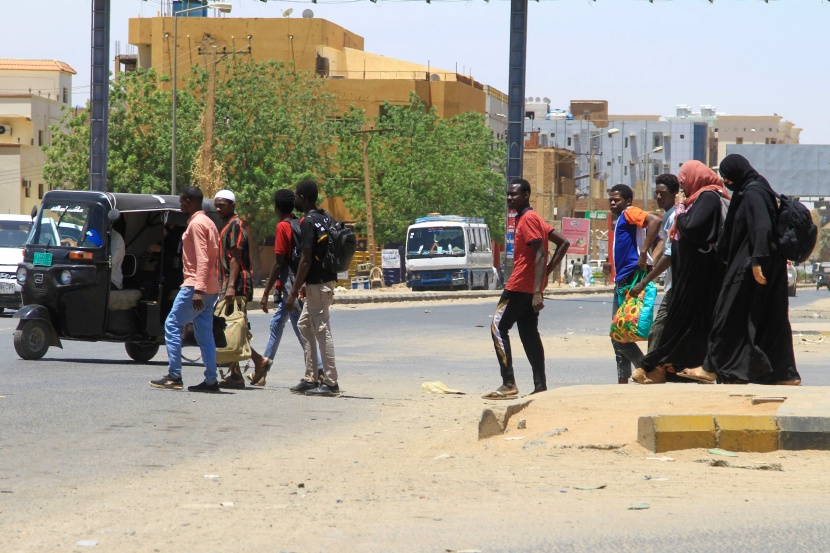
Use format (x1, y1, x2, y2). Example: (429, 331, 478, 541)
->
(639, 145, 663, 210)
(170, 2, 232, 196)
(586, 128, 618, 261)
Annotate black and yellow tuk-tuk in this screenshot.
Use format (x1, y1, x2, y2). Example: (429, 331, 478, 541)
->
(13, 190, 217, 361)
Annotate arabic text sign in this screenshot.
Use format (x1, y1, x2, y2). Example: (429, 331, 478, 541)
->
(562, 217, 590, 256)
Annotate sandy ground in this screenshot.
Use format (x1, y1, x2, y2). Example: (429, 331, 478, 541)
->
(3, 295, 830, 551)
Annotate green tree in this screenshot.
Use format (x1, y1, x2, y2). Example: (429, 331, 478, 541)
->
(327, 94, 506, 247)
(44, 61, 341, 239)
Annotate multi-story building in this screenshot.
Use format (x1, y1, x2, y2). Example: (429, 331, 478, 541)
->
(0, 59, 75, 215)
(525, 100, 708, 211)
(127, 14, 504, 125)
(667, 104, 801, 163)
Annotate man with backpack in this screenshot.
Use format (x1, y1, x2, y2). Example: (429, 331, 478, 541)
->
(254, 189, 323, 386)
(285, 179, 341, 397)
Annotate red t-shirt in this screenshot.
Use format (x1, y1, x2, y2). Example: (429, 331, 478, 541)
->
(273, 215, 295, 290)
(506, 208, 552, 294)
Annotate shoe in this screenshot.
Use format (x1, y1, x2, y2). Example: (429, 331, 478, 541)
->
(188, 380, 220, 393)
(305, 383, 341, 397)
(290, 379, 318, 395)
(218, 373, 246, 389)
(251, 376, 266, 387)
(529, 386, 547, 395)
(150, 375, 183, 389)
(247, 358, 273, 386)
(481, 384, 519, 400)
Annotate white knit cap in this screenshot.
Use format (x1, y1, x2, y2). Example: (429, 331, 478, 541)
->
(215, 189, 236, 203)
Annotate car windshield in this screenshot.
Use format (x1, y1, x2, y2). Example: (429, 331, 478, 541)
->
(0, 221, 33, 248)
(406, 226, 466, 258)
(29, 203, 106, 248)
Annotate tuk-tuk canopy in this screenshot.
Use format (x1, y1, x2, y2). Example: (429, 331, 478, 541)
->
(42, 190, 215, 214)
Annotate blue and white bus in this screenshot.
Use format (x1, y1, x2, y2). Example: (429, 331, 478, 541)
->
(404, 215, 498, 291)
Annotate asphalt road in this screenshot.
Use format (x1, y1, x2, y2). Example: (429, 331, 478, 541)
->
(1, 288, 829, 551)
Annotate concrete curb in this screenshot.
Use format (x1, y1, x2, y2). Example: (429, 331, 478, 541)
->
(478, 398, 534, 440)
(638, 414, 830, 453)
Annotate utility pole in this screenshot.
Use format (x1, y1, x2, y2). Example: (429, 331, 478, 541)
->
(89, 0, 110, 192)
(199, 42, 250, 178)
(351, 127, 391, 267)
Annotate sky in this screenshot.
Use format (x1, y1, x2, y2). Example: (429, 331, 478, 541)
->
(4, 0, 830, 143)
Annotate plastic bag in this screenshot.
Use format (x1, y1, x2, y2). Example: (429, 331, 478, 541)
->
(610, 270, 657, 343)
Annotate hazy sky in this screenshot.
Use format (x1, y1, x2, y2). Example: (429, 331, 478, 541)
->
(5, 0, 829, 143)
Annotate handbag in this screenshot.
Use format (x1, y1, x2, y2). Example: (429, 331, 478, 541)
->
(610, 270, 657, 343)
(214, 297, 252, 365)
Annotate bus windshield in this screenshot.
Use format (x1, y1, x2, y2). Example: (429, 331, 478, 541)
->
(406, 226, 466, 258)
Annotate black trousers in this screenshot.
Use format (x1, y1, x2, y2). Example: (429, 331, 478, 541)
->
(491, 290, 546, 390)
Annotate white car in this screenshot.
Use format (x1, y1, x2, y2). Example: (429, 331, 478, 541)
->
(0, 215, 34, 313)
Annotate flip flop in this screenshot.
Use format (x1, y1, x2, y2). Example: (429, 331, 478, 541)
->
(676, 368, 716, 384)
(482, 388, 519, 400)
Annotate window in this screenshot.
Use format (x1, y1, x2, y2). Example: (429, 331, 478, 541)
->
(679, 163, 684, 168)
(38, 183, 44, 199)
(624, 166, 628, 176)
(736, 137, 744, 144)
(679, 134, 685, 139)
(653, 134, 661, 148)
(606, 161, 612, 167)
(624, 137, 629, 148)
(38, 130, 44, 146)
(567, 137, 572, 147)
(62, 87, 68, 103)
(550, 132, 555, 137)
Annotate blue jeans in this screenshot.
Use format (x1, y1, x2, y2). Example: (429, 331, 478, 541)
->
(165, 286, 219, 383)
(263, 290, 322, 370)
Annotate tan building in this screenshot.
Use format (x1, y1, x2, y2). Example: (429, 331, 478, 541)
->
(128, 16, 490, 121)
(522, 131, 576, 223)
(714, 115, 802, 162)
(0, 59, 75, 215)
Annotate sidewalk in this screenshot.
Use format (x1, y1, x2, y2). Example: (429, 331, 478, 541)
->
(478, 384, 830, 453)
(254, 283, 616, 306)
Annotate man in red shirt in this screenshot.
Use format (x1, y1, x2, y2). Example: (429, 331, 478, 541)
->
(483, 178, 570, 399)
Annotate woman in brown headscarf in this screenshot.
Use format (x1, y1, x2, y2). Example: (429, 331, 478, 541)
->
(682, 154, 800, 385)
(632, 160, 729, 383)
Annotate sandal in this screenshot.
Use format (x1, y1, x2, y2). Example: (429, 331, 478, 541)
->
(246, 358, 273, 386)
(677, 367, 717, 384)
(482, 384, 519, 400)
(630, 366, 666, 384)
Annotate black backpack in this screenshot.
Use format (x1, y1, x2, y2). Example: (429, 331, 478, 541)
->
(308, 210, 357, 274)
(287, 217, 303, 275)
(749, 184, 817, 263)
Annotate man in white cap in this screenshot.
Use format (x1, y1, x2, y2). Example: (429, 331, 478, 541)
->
(214, 189, 271, 388)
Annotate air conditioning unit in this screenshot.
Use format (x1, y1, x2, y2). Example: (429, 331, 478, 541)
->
(0, 124, 10, 135)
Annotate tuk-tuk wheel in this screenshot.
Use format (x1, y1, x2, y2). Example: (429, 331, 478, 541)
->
(13, 320, 51, 360)
(125, 342, 160, 363)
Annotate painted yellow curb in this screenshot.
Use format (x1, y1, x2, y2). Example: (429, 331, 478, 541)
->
(638, 415, 716, 453)
(715, 415, 779, 453)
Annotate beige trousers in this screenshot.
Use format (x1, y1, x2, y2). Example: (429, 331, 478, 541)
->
(298, 282, 338, 386)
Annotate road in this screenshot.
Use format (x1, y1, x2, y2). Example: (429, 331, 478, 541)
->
(1, 288, 829, 551)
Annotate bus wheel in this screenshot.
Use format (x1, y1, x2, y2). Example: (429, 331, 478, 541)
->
(126, 342, 160, 363)
(14, 320, 51, 360)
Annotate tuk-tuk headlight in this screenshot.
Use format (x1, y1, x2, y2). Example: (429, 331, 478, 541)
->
(60, 270, 72, 285)
(16, 267, 26, 283)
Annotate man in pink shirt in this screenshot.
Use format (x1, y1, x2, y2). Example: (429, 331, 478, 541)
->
(150, 186, 221, 393)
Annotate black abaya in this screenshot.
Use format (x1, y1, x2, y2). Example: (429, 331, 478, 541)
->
(641, 191, 725, 372)
(704, 156, 799, 384)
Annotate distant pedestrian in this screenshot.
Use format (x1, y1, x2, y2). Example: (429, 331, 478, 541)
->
(254, 189, 322, 386)
(582, 259, 593, 287)
(483, 178, 570, 399)
(608, 184, 661, 384)
(684, 154, 801, 385)
(285, 179, 341, 397)
(571, 258, 581, 285)
(150, 186, 221, 393)
(602, 257, 612, 285)
(213, 189, 272, 389)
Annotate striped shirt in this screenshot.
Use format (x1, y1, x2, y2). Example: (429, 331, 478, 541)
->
(219, 214, 253, 301)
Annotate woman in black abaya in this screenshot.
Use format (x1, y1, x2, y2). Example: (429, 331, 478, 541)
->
(636, 161, 728, 383)
(680, 154, 800, 385)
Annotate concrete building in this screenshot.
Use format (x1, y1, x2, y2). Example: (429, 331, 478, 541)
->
(127, 15, 501, 124)
(726, 144, 830, 198)
(667, 104, 801, 163)
(0, 59, 75, 215)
